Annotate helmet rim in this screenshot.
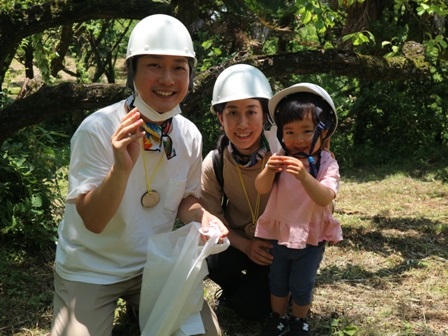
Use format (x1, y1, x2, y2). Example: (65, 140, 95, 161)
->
(269, 83, 338, 137)
(210, 64, 272, 113)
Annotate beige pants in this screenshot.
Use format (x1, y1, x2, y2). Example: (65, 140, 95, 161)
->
(51, 271, 221, 336)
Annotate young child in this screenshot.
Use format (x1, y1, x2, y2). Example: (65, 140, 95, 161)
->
(255, 83, 343, 336)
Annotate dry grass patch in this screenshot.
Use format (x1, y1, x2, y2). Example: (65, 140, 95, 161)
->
(213, 171, 448, 335)
(1, 168, 447, 335)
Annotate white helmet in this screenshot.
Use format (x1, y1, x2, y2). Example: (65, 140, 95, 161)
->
(269, 83, 338, 137)
(126, 14, 196, 63)
(211, 64, 272, 113)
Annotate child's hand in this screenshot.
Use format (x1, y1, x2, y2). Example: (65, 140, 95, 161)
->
(265, 154, 285, 174)
(282, 156, 307, 181)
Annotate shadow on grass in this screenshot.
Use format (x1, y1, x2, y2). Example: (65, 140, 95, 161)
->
(318, 215, 447, 286)
(3, 211, 445, 335)
(341, 157, 448, 184)
(0, 243, 54, 335)
(216, 305, 370, 336)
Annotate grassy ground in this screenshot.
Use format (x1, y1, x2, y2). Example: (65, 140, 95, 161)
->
(1, 163, 447, 335)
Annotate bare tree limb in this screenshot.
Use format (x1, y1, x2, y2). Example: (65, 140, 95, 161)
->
(0, 49, 429, 145)
(0, 83, 129, 143)
(0, 0, 172, 85)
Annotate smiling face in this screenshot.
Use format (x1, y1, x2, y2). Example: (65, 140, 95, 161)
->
(282, 115, 323, 155)
(217, 98, 265, 155)
(133, 55, 190, 114)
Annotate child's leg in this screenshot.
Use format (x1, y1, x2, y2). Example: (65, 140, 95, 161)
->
(289, 241, 326, 318)
(291, 302, 311, 319)
(270, 293, 290, 316)
(269, 242, 291, 316)
(260, 293, 290, 336)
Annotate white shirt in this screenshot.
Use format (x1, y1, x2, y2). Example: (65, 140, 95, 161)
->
(55, 100, 203, 284)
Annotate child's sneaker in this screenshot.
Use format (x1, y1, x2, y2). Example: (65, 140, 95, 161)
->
(260, 312, 289, 336)
(287, 317, 310, 335)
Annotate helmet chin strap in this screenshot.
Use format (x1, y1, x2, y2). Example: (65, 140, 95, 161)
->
(287, 121, 327, 178)
(129, 90, 181, 122)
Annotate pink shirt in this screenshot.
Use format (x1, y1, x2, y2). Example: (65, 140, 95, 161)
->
(255, 150, 343, 249)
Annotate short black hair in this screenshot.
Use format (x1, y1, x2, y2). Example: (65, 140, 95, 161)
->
(274, 92, 335, 141)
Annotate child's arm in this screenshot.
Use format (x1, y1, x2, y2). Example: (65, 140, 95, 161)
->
(283, 156, 335, 207)
(255, 154, 285, 194)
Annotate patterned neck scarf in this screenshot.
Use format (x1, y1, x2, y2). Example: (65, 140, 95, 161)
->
(228, 133, 270, 167)
(142, 118, 176, 159)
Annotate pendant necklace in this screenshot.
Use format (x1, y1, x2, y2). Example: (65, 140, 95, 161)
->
(235, 157, 265, 237)
(141, 140, 164, 208)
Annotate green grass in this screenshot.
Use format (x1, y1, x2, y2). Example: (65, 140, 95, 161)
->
(1, 161, 447, 336)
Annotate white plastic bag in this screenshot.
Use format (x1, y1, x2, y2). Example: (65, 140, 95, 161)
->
(139, 221, 229, 336)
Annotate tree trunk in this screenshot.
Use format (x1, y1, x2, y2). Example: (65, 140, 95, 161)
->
(0, 83, 129, 145)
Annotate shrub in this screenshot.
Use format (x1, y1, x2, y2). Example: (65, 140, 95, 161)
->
(0, 125, 69, 251)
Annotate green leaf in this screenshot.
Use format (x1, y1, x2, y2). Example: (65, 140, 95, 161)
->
(343, 325, 359, 335)
(302, 10, 312, 24)
(202, 39, 213, 50)
(31, 194, 42, 208)
(330, 318, 340, 327)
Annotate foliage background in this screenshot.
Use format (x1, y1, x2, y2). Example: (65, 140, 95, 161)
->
(0, 0, 447, 334)
(1, 0, 447, 275)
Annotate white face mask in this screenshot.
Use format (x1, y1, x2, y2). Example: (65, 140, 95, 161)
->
(133, 92, 181, 122)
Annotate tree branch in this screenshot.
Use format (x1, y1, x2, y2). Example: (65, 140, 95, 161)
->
(0, 49, 429, 145)
(0, 83, 129, 144)
(0, 0, 172, 85)
(185, 50, 429, 116)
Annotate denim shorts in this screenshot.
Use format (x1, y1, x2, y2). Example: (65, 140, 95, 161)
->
(269, 240, 325, 306)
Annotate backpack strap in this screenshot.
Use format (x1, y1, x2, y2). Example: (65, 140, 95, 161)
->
(211, 149, 228, 210)
(212, 149, 224, 189)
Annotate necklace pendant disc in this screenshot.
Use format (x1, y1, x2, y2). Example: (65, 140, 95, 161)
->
(244, 222, 256, 237)
(141, 191, 160, 208)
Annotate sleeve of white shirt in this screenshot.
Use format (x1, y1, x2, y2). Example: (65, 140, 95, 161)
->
(181, 119, 203, 200)
(66, 121, 115, 203)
